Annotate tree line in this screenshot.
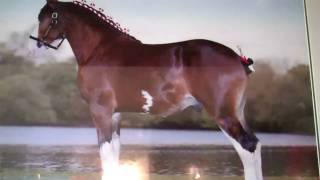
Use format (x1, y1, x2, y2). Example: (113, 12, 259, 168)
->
(0, 43, 315, 134)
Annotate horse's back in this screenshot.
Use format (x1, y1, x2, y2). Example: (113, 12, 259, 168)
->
(140, 39, 242, 68)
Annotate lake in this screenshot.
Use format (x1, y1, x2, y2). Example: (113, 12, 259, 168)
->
(0, 126, 318, 179)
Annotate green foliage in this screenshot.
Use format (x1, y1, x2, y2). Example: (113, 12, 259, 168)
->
(0, 48, 56, 124)
(246, 63, 314, 134)
(34, 62, 91, 125)
(0, 48, 90, 126)
(0, 45, 315, 133)
(0, 51, 34, 78)
(0, 74, 57, 124)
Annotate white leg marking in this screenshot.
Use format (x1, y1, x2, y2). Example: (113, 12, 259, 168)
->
(221, 130, 263, 180)
(180, 94, 199, 110)
(100, 113, 121, 180)
(100, 132, 121, 180)
(112, 113, 121, 133)
(141, 90, 153, 113)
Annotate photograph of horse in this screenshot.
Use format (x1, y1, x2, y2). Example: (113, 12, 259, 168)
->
(0, 0, 317, 179)
(32, 0, 261, 179)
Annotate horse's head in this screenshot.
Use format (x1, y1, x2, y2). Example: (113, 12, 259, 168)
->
(31, 0, 65, 50)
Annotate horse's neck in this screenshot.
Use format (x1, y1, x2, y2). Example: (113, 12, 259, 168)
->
(63, 13, 122, 65)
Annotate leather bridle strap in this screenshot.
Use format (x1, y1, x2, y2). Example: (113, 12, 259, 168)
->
(29, 11, 66, 50)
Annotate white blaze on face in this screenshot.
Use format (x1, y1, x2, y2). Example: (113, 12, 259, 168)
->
(141, 90, 153, 113)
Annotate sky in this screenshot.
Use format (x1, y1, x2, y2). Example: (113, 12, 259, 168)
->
(0, 0, 309, 68)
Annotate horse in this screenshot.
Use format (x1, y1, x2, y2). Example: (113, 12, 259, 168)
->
(32, 0, 262, 179)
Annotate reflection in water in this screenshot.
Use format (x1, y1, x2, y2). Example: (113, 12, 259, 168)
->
(101, 163, 144, 180)
(0, 145, 318, 178)
(190, 166, 201, 179)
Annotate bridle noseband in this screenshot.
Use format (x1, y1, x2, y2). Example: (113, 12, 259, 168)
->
(29, 11, 66, 50)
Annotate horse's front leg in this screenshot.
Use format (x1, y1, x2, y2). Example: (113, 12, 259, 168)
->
(88, 90, 120, 179)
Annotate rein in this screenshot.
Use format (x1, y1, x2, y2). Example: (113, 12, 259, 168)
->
(29, 11, 66, 50)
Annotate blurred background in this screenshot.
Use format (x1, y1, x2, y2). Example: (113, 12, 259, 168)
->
(0, 0, 315, 134)
(0, 51, 314, 133)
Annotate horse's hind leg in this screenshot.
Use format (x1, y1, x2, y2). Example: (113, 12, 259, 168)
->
(189, 72, 263, 180)
(223, 87, 263, 180)
(207, 102, 262, 180)
(218, 116, 262, 180)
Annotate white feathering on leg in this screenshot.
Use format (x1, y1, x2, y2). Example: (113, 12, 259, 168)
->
(100, 113, 121, 180)
(100, 132, 121, 180)
(221, 130, 263, 180)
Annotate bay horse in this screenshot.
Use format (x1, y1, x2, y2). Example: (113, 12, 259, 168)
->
(32, 0, 262, 179)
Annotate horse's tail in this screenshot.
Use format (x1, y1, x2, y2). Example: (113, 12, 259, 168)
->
(239, 55, 255, 75)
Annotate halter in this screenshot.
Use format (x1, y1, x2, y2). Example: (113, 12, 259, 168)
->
(29, 11, 66, 50)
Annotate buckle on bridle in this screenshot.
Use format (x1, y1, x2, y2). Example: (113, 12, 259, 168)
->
(51, 12, 59, 25)
(52, 12, 58, 19)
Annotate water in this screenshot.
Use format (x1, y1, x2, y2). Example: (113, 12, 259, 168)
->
(0, 127, 318, 179)
(0, 127, 316, 146)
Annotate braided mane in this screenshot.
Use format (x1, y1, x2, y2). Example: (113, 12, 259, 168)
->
(72, 0, 139, 42)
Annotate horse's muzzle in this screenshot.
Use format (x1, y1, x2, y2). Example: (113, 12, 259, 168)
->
(37, 41, 43, 48)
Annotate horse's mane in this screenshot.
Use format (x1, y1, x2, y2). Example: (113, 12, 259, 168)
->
(66, 0, 140, 42)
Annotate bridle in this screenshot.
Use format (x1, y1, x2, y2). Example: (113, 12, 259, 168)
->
(29, 11, 66, 50)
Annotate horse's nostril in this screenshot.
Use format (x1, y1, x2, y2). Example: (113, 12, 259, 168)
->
(37, 41, 43, 48)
